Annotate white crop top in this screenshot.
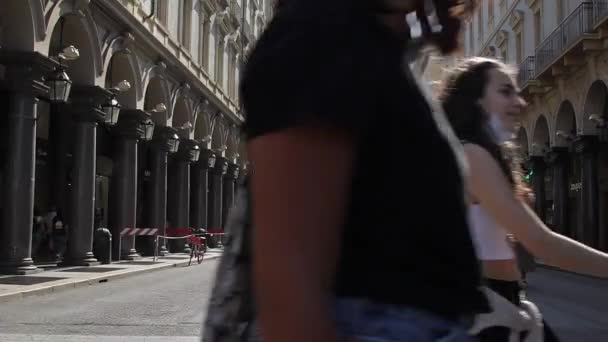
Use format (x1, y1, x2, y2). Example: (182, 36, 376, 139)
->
(468, 204, 515, 260)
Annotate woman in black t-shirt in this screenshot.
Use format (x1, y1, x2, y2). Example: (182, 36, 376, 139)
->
(242, 1, 485, 341)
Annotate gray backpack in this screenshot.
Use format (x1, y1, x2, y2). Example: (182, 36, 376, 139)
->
(202, 180, 261, 342)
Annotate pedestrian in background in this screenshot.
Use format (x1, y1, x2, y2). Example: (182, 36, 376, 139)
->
(441, 57, 608, 341)
(52, 209, 67, 261)
(240, 0, 489, 341)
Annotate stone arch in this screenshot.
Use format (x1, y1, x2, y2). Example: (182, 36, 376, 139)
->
(581, 80, 608, 135)
(238, 136, 247, 165)
(554, 101, 577, 147)
(193, 101, 215, 149)
(211, 115, 228, 157)
(105, 52, 138, 109)
(43, 1, 102, 80)
(144, 77, 171, 126)
(0, 0, 39, 51)
(47, 14, 97, 85)
(172, 96, 192, 138)
(516, 127, 529, 158)
(102, 35, 143, 106)
(531, 115, 550, 156)
(226, 125, 241, 161)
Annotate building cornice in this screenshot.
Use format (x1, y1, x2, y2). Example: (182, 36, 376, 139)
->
(95, 0, 243, 124)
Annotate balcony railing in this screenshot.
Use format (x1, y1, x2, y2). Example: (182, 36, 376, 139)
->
(534, 2, 594, 77)
(592, 0, 608, 26)
(518, 56, 536, 89)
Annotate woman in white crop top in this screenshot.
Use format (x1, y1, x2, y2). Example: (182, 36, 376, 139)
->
(441, 58, 608, 342)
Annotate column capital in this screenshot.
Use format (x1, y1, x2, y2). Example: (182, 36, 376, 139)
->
(572, 135, 599, 154)
(226, 162, 240, 180)
(0, 51, 58, 97)
(526, 155, 546, 170)
(113, 109, 150, 139)
(544, 147, 569, 165)
(64, 85, 112, 123)
(151, 126, 179, 152)
(194, 149, 217, 170)
(175, 139, 200, 162)
(211, 156, 229, 175)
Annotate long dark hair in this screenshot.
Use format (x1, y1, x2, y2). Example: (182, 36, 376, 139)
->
(271, 0, 477, 54)
(439, 58, 527, 196)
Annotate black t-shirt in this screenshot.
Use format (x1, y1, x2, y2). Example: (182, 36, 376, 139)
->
(242, 3, 489, 318)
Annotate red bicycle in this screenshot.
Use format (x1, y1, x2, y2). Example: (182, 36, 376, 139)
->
(187, 235, 206, 265)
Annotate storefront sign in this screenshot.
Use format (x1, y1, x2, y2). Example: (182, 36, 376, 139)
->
(570, 182, 582, 192)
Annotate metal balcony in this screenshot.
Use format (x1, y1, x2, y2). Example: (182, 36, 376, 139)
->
(518, 56, 536, 90)
(592, 0, 608, 27)
(534, 2, 595, 77)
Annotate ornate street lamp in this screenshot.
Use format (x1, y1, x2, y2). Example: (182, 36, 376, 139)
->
(102, 95, 121, 125)
(140, 120, 155, 141)
(168, 133, 180, 153)
(46, 66, 73, 103)
(207, 152, 217, 168)
(188, 142, 201, 162)
(45, 17, 80, 103)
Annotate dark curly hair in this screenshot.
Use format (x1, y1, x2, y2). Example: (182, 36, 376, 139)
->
(439, 57, 529, 198)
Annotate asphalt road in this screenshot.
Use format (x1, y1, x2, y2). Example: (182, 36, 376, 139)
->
(0, 259, 219, 342)
(526, 267, 608, 342)
(1, 260, 606, 342)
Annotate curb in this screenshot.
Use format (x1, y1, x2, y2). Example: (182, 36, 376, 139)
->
(0, 254, 221, 304)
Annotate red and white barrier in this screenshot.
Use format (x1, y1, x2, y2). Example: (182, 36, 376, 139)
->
(120, 228, 159, 236)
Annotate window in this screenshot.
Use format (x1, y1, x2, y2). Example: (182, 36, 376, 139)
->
(157, 0, 168, 27)
(180, 0, 192, 50)
(468, 21, 474, 54)
(199, 17, 210, 70)
(477, 11, 483, 40)
(216, 32, 225, 85)
(228, 47, 236, 98)
(557, 0, 563, 22)
(534, 11, 541, 47)
(488, 0, 494, 20)
(516, 32, 523, 63)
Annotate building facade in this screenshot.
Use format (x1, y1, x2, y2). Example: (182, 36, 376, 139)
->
(461, 0, 608, 252)
(0, 0, 271, 274)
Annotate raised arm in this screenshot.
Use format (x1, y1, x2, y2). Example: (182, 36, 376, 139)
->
(249, 125, 355, 342)
(464, 143, 608, 278)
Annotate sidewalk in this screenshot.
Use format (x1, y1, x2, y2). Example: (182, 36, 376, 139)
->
(0, 249, 222, 303)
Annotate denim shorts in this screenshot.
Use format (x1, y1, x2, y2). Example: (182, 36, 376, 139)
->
(334, 297, 477, 342)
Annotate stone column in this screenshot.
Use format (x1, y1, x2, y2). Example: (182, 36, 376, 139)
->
(110, 110, 149, 260)
(208, 157, 228, 231)
(222, 162, 240, 226)
(148, 127, 178, 256)
(190, 149, 216, 231)
(529, 156, 547, 221)
(168, 139, 198, 253)
(62, 86, 110, 266)
(546, 148, 570, 236)
(574, 136, 600, 248)
(0, 52, 56, 274)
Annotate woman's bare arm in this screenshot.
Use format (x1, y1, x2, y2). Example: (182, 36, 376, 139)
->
(249, 125, 356, 342)
(464, 143, 608, 278)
